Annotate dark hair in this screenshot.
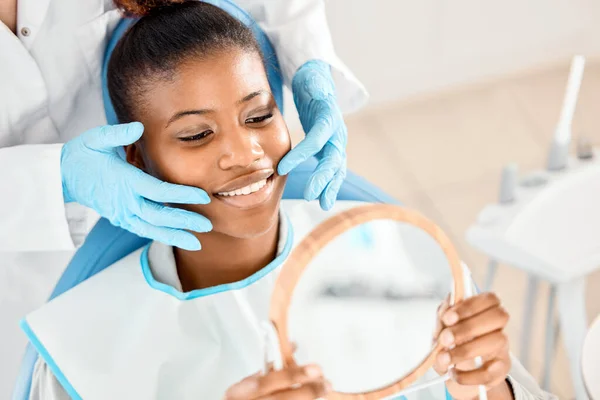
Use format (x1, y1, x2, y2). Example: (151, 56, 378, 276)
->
(108, 0, 263, 123)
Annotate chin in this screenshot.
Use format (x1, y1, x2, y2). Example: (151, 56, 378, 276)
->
(226, 212, 280, 239)
(212, 175, 287, 239)
(214, 199, 282, 239)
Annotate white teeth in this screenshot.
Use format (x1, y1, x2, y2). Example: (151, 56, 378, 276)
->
(218, 179, 267, 197)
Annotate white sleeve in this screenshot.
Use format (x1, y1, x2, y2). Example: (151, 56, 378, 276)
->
(461, 265, 558, 399)
(235, 0, 369, 113)
(29, 357, 71, 400)
(0, 144, 74, 252)
(507, 356, 558, 400)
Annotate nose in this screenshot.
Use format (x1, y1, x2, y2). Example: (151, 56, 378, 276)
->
(218, 128, 265, 170)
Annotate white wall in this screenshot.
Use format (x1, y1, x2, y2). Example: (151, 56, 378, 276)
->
(285, 0, 600, 130)
(327, 0, 600, 104)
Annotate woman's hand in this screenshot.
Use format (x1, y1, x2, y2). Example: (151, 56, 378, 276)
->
(224, 364, 331, 400)
(433, 293, 514, 400)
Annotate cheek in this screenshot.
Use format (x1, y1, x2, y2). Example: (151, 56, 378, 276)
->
(265, 120, 291, 163)
(143, 142, 212, 188)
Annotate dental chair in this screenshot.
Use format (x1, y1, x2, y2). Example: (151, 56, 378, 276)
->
(11, 1, 398, 399)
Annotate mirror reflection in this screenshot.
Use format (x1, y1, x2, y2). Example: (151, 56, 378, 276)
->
(287, 219, 454, 394)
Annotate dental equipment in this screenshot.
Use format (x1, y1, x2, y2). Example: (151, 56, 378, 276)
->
(547, 55, 585, 171)
(467, 55, 598, 400)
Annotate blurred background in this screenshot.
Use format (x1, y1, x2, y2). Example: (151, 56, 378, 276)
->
(283, 1, 600, 398)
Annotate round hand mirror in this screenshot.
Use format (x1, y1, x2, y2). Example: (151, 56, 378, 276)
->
(269, 204, 466, 399)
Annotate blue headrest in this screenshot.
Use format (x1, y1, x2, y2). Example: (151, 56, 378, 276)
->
(57, 0, 400, 305)
(102, 0, 284, 126)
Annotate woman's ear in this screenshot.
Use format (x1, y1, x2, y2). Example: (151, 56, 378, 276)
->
(124, 142, 146, 171)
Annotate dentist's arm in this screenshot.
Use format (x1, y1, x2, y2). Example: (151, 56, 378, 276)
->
(0, 144, 74, 252)
(236, 0, 368, 113)
(0, 122, 212, 252)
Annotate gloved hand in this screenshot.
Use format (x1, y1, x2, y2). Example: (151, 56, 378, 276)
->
(61, 122, 212, 250)
(277, 60, 347, 211)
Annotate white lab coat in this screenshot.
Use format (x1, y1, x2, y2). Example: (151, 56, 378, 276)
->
(0, 1, 368, 398)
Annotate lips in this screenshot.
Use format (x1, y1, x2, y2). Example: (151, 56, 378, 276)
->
(213, 169, 277, 210)
(214, 169, 274, 194)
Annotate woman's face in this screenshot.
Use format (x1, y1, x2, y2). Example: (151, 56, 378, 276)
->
(126, 49, 290, 239)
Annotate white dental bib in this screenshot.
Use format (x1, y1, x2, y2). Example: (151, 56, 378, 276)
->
(22, 200, 468, 400)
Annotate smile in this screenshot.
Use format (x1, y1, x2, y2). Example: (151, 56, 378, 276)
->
(217, 178, 268, 197)
(214, 174, 276, 210)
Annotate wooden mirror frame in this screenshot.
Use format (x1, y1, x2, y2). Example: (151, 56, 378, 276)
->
(269, 204, 465, 399)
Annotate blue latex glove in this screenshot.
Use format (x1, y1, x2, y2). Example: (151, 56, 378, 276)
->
(61, 122, 212, 250)
(278, 60, 347, 211)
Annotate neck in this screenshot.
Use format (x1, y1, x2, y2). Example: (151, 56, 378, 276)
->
(0, 0, 18, 34)
(173, 215, 280, 291)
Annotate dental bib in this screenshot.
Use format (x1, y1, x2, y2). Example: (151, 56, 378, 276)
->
(22, 200, 473, 400)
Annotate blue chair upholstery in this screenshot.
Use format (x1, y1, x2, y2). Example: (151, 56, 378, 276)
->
(12, 2, 398, 399)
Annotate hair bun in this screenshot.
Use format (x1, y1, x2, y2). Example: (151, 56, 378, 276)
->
(113, 0, 186, 17)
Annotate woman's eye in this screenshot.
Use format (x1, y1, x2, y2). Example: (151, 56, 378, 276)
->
(180, 130, 213, 142)
(246, 113, 273, 124)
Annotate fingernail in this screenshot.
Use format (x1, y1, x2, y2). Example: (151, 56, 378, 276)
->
(437, 351, 451, 367)
(325, 381, 333, 392)
(305, 365, 322, 378)
(199, 194, 211, 204)
(129, 121, 144, 133)
(440, 330, 454, 347)
(190, 190, 211, 204)
(322, 198, 334, 211)
(278, 161, 292, 176)
(443, 311, 459, 326)
(198, 221, 213, 232)
(182, 238, 201, 251)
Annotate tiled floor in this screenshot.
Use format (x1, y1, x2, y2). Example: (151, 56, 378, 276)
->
(293, 61, 600, 399)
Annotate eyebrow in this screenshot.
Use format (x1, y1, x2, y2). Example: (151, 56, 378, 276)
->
(165, 90, 271, 128)
(237, 90, 270, 104)
(166, 109, 211, 127)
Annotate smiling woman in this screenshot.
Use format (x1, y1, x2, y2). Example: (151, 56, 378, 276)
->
(123, 51, 290, 286)
(107, 1, 292, 290)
